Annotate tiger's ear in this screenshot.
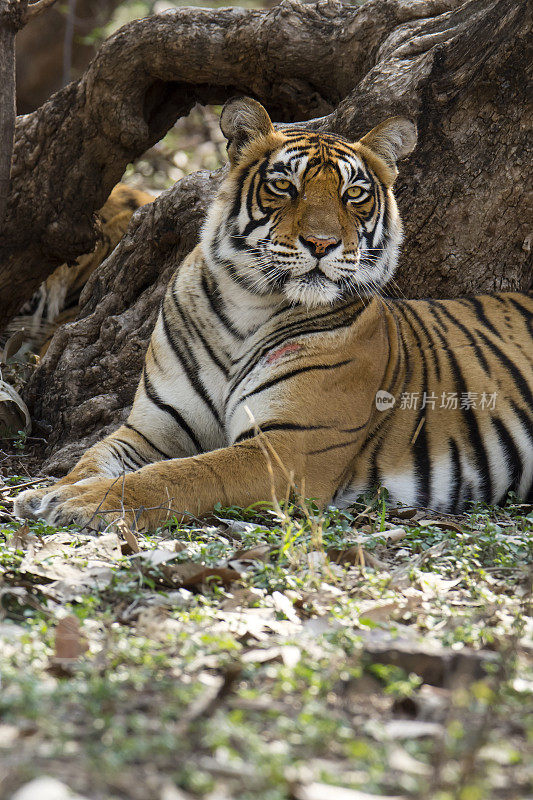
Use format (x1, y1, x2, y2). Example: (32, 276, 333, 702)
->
(358, 117, 417, 184)
(220, 97, 275, 166)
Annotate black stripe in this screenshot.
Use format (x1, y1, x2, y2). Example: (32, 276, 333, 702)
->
(233, 421, 333, 444)
(510, 401, 533, 446)
(457, 297, 502, 339)
(113, 438, 149, 469)
(491, 417, 523, 495)
(308, 439, 356, 455)
(432, 302, 491, 374)
(445, 347, 493, 503)
(172, 284, 230, 377)
(237, 359, 353, 404)
(143, 371, 202, 453)
(397, 301, 442, 382)
(449, 437, 462, 512)
(503, 295, 533, 335)
(475, 329, 533, 409)
(199, 272, 246, 341)
(393, 303, 431, 505)
(106, 441, 137, 472)
(124, 423, 171, 460)
(161, 306, 223, 426)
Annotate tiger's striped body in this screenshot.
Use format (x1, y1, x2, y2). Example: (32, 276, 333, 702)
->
(15, 99, 533, 529)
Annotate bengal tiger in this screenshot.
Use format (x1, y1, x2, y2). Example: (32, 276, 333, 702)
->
(14, 97, 533, 531)
(2, 184, 153, 356)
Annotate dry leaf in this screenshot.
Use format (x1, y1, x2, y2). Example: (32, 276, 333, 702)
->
(389, 541, 449, 588)
(416, 572, 462, 597)
(327, 545, 388, 570)
(2, 330, 26, 363)
(0, 379, 31, 437)
(53, 615, 89, 660)
(132, 548, 181, 567)
(220, 588, 262, 610)
(375, 527, 406, 542)
(241, 646, 284, 664)
(418, 518, 464, 533)
(382, 719, 444, 740)
(293, 784, 406, 800)
(115, 518, 140, 554)
(148, 561, 242, 590)
(160, 783, 196, 800)
(271, 591, 300, 623)
(7, 524, 32, 551)
(231, 544, 271, 562)
(358, 598, 417, 624)
(389, 745, 432, 775)
(389, 507, 418, 520)
(10, 776, 90, 800)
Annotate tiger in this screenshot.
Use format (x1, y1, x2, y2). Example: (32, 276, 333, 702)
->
(2, 184, 153, 356)
(14, 97, 533, 531)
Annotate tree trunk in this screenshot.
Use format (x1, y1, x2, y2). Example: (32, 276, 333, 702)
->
(12, 0, 533, 472)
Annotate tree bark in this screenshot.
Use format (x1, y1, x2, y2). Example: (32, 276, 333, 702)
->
(0, 0, 58, 227)
(0, 1, 20, 228)
(11, 0, 533, 472)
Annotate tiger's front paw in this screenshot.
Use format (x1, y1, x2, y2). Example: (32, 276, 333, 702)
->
(14, 484, 56, 521)
(14, 480, 125, 531)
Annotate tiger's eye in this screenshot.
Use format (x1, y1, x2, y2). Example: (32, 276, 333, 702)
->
(271, 179, 291, 192)
(345, 186, 366, 200)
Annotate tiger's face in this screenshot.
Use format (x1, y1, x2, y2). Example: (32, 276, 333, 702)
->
(203, 98, 417, 308)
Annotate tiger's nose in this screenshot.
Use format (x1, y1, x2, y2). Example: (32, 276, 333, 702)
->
(299, 235, 341, 258)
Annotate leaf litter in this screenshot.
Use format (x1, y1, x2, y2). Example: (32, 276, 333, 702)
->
(0, 485, 531, 799)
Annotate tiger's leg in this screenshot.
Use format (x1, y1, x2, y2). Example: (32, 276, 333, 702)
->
(13, 420, 177, 523)
(13, 429, 360, 531)
(14, 358, 206, 523)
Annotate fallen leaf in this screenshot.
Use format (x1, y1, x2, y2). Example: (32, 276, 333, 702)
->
(53, 615, 89, 660)
(357, 597, 417, 624)
(231, 543, 271, 562)
(389, 541, 449, 588)
(10, 776, 90, 800)
(0, 378, 31, 437)
(0, 723, 19, 748)
(389, 507, 418, 520)
(292, 784, 406, 800)
(389, 745, 432, 775)
(131, 548, 181, 567)
(220, 587, 262, 610)
(416, 571, 462, 598)
(418, 518, 464, 533)
(115, 518, 140, 554)
(271, 590, 300, 623)
(327, 545, 388, 570)
(241, 646, 284, 664)
(160, 783, 196, 800)
(162, 562, 241, 589)
(2, 329, 27, 363)
(6, 524, 33, 551)
(212, 517, 261, 536)
(374, 527, 406, 542)
(381, 719, 444, 740)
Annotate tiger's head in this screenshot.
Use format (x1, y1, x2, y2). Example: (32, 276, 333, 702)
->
(202, 97, 417, 308)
